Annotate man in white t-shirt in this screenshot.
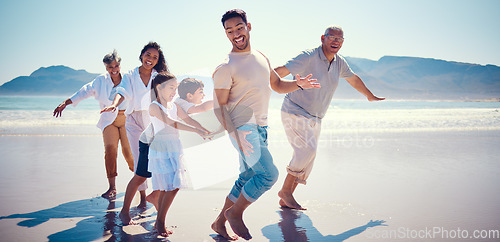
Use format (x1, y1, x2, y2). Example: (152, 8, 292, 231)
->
(210, 9, 320, 240)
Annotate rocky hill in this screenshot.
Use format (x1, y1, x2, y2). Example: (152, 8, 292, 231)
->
(0, 66, 99, 95)
(1, 57, 500, 100)
(337, 56, 500, 100)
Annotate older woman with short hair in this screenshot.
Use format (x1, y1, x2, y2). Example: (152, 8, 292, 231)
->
(54, 50, 134, 198)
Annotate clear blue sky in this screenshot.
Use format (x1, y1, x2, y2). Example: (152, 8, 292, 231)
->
(1, 0, 499, 85)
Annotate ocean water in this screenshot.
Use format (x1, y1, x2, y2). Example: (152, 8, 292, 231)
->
(0, 95, 499, 136)
(1, 96, 500, 242)
(0, 96, 102, 135)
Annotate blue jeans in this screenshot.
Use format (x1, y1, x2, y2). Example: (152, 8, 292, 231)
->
(228, 124, 279, 203)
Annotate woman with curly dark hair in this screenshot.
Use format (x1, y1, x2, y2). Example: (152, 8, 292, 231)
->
(102, 41, 169, 211)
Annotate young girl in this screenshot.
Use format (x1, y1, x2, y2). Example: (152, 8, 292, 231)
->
(148, 72, 211, 237)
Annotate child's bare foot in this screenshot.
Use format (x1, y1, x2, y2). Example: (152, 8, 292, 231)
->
(119, 212, 137, 225)
(155, 223, 173, 237)
(138, 197, 148, 209)
(101, 188, 116, 199)
(224, 207, 251, 240)
(146, 191, 159, 211)
(137, 190, 148, 209)
(156, 229, 173, 238)
(137, 202, 147, 209)
(211, 220, 238, 240)
(278, 190, 306, 210)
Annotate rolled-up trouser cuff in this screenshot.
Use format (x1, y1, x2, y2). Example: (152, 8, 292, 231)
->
(286, 168, 307, 185)
(241, 188, 257, 203)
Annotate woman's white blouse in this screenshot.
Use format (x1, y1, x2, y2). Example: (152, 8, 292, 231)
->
(116, 67, 158, 115)
(69, 73, 129, 131)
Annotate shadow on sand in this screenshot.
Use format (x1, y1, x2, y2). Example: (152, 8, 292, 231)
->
(262, 208, 387, 241)
(0, 193, 164, 241)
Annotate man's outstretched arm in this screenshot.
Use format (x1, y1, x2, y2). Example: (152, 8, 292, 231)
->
(270, 66, 320, 94)
(345, 74, 385, 101)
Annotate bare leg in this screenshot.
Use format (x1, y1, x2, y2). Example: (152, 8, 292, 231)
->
(119, 175, 147, 225)
(225, 194, 252, 240)
(278, 174, 306, 210)
(211, 197, 238, 240)
(118, 123, 134, 172)
(279, 181, 298, 208)
(102, 176, 117, 199)
(138, 190, 147, 209)
(102, 124, 119, 199)
(155, 189, 178, 237)
(146, 190, 160, 211)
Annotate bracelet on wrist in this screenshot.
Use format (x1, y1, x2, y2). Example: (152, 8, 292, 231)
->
(297, 83, 304, 90)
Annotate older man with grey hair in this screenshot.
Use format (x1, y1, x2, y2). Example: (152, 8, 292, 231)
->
(275, 25, 385, 210)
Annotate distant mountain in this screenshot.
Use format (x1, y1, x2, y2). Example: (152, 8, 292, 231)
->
(338, 56, 500, 100)
(0, 65, 99, 95)
(2, 58, 500, 100)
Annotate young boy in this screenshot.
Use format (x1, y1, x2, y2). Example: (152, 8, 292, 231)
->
(174, 77, 213, 114)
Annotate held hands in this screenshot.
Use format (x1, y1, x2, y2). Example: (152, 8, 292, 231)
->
(296, 74, 321, 89)
(230, 129, 254, 157)
(197, 129, 214, 140)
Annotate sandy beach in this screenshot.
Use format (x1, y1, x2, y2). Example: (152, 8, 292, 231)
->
(1, 127, 499, 241)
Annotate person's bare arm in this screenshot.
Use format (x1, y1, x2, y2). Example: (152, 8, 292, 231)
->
(187, 100, 214, 114)
(150, 104, 208, 137)
(101, 94, 125, 113)
(176, 103, 210, 133)
(270, 67, 320, 94)
(213, 89, 231, 132)
(275, 65, 291, 78)
(213, 89, 253, 156)
(345, 74, 385, 101)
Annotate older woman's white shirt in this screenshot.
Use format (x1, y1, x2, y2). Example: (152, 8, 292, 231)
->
(116, 67, 158, 115)
(69, 73, 129, 132)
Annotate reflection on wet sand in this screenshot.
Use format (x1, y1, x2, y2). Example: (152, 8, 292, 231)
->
(0, 194, 168, 241)
(262, 208, 386, 241)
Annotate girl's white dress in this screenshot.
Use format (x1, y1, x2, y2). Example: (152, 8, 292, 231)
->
(148, 101, 190, 191)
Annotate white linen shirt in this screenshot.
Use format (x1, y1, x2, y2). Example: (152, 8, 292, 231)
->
(69, 73, 129, 132)
(116, 67, 158, 115)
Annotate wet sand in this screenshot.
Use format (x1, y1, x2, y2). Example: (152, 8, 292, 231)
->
(0, 130, 499, 241)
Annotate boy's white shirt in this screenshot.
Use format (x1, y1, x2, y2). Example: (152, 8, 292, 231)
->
(174, 97, 195, 113)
